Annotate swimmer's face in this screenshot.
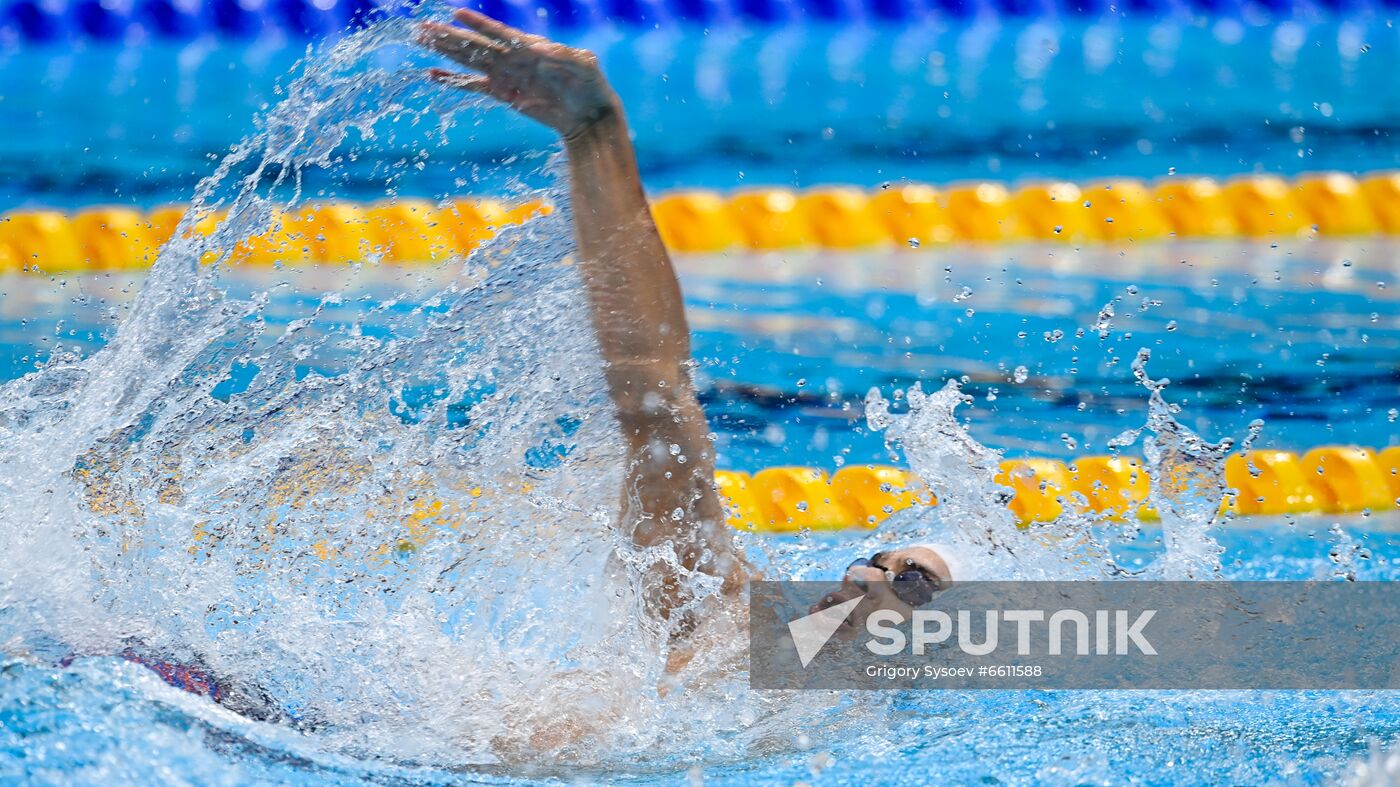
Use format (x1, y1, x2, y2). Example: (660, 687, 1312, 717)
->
(810, 546, 951, 639)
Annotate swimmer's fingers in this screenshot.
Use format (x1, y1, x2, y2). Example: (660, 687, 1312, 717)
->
(416, 22, 504, 70)
(426, 68, 492, 94)
(449, 8, 538, 47)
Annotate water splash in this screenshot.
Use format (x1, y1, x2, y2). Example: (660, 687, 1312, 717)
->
(0, 9, 791, 771)
(1345, 742, 1400, 787)
(1115, 348, 1259, 579)
(861, 349, 1250, 582)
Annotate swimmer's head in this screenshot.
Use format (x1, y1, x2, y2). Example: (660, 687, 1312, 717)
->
(810, 545, 951, 638)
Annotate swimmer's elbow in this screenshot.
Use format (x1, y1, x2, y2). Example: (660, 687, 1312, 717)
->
(603, 360, 699, 420)
(613, 402, 710, 460)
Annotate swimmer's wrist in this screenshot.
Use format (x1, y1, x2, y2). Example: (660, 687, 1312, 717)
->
(561, 98, 625, 148)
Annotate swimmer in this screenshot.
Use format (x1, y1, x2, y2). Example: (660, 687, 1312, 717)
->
(417, 11, 964, 658)
(417, 9, 747, 637)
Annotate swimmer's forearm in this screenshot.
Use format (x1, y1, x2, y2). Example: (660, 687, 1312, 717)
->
(564, 111, 691, 370)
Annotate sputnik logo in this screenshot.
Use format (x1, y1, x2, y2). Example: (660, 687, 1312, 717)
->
(787, 597, 862, 668)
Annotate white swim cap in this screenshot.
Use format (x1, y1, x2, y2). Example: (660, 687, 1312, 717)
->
(921, 542, 972, 583)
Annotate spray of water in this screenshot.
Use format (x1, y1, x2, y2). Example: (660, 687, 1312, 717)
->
(0, 11, 802, 771)
(850, 348, 1249, 583)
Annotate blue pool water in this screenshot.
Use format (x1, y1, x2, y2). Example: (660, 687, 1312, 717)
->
(1, 12, 1399, 787)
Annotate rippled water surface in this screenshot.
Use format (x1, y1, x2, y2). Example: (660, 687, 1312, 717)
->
(4, 238, 1395, 470)
(4, 517, 1400, 784)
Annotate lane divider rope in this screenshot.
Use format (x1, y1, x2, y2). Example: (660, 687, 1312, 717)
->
(654, 171, 1400, 250)
(78, 444, 1399, 559)
(719, 445, 1400, 532)
(0, 198, 550, 273)
(2, 171, 1397, 272)
(2, 0, 1374, 43)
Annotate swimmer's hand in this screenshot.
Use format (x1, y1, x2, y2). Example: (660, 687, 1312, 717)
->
(417, 10, 621, 142)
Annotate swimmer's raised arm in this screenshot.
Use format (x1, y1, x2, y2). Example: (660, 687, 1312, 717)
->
(418, 12, 746, 628)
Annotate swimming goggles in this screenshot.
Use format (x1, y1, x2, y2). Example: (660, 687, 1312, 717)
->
(847, 555, 943, 608)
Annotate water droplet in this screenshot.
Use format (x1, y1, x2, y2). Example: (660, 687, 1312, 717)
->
(1093, 303, 1115, 339)
(1166, 320, 1178, 331)
(907, 237, 921, 248)
(1013, 365, 1029, 384)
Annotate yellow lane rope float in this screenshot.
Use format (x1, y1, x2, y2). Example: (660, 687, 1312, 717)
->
(654, 171, 1400, 250)
(719, 445, 1400, 532)
(0, 198, 551, 273)
(2, 171, 1398, 271)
